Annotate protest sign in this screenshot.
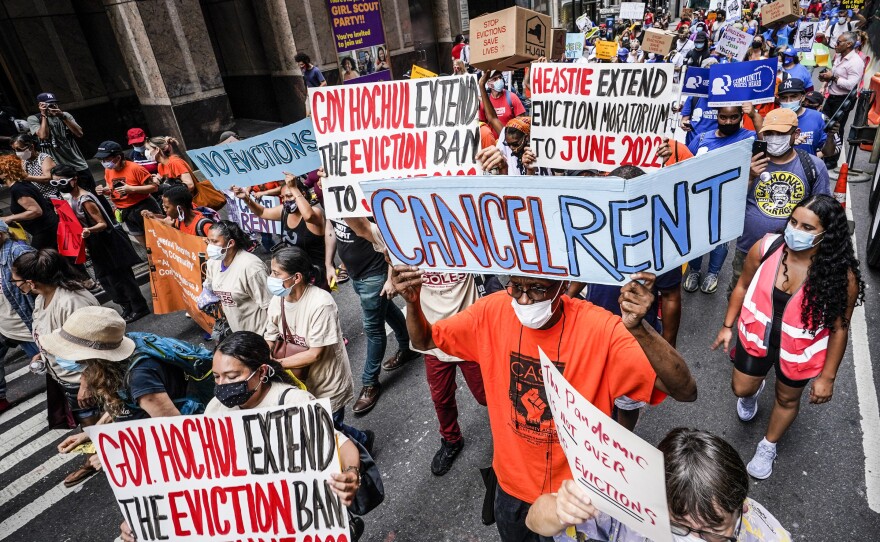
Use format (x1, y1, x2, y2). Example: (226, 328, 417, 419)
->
(551, 28, 568, 60)
(470, 7, 551, 72)
(565, 33, 584, 59)
(529, 63, 676, 171)
(714, 25, 751, 60)
(327, 0, 392, 84)
(540, 351, 672, 542)
(145, 219, 214, 334)
(724, 0, 743, 22)
(309, 74, 481, 219)
(761, 0, 801, 25)
(641, 28, 677, 55)
(187, 118, 320, 190)
(619, 2, 646, 20)
(410, 65, 438, 78)
(794, 21, 818, 51)
(223, 191, 282, 234)
(85, 399, 348, 542)
(708, 58, 778, 107)
(360, 139, 752, 285)
(682, 67, 710, 97)
(841, 0, 865, 9)
(594, 40, 618, 60)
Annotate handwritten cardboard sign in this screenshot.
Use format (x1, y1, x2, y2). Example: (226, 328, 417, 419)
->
(708, 58, 778, 107)
(145, 219, 214, 334)
(619, 2, 646, 20)
(309, 74, 481, 219)
(410, 65, 438, 78)
(540, 351, 672, 542)
(360, 139, 752, 284)
(187, 119, 321, 190)
(529, 63, 676, 172)
(223, 191, 282, 235)
(594, 40, 619, 60)
(565, 33, 584, 59)
(714, 25, 751, 61)
(85, 400, 348, 542)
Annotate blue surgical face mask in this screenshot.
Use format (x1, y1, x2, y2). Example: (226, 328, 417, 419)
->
(267, 275, 295, 297)
(55, 356, 85, 372)
(780, 99, 801, 111)
(492, 79, 505, 92)
(784, 223, 824, 251)
(133, 145, 145, 153)
(695, 42, 706, 50)
(101, 160, 117, 170)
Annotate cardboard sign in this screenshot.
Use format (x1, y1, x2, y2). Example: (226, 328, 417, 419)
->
(619, 2, 646, 20)
(223, 191, 282, 234)
(360, 139, 752, 284)
(470, 7, 551, 72)
(641, 28, 677, 55)
(725, 0, 743, 22)
(410, 65, 438, 78)
(761, 0, 801, 25)
(793, 21, 818, 51)
(529, 63, 676, 172)
(682, 67, 710, 97)
(714, 25, 751, 60)
(594, 40, 619, 60)
(550, 28, 568, 60)
(680, 7, 694, 19)
(565, 33, 584, 59)
(708, 58, 778, 107)
(327, 0, 392, 84)
(540, 351, 672, 542)
(144, 218, 214, 334)
(309, 74, 481, 219)
(840, 0, 865, 9)
(187, 119, 320, 190)
(85, 400, 348, 542)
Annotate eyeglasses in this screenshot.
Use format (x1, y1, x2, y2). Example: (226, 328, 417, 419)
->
(505, 280, 555, 301)
(670, 511, 742, 542)
(49, 178, 73, 186)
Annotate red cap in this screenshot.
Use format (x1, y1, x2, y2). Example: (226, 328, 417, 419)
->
(127, 127, 146, 145)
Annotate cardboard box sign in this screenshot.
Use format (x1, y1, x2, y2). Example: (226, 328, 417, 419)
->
(470, 7, 552, 72)
(550, 28, 567, 60)
(641, 28, 677, 55)
(761, 0, 801, 25)
(680, 7, 694, 19)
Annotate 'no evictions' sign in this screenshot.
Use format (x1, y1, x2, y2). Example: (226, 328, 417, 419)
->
(85, 400, 349, 542)
(540, 351, 673, 542)
(529, 63, 676, 172)
(309, 74, 482, 219)
(187, 118, 322, 190)
(359, 140, 752, 285)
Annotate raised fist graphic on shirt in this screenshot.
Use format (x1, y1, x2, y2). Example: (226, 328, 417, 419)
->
(521, 388, 547, 424)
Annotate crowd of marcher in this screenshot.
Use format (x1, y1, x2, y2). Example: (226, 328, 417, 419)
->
(0, 0, 875, 540)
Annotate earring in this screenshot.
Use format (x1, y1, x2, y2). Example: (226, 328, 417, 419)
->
(260, 374, 270, 384)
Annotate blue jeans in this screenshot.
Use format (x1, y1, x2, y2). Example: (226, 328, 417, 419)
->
(0, 340, 38, 400)
(351, 272, 410, 386)
(689, 243, 729, 275)
(333, 408, 367, 446)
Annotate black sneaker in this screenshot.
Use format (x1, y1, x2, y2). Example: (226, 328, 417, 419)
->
(431, 437, 464, 476)
(362, 430, 376, 455)
(349, 515, 365, 541)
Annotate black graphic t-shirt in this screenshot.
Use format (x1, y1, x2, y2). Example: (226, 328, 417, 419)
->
(331, 220, 386, 280)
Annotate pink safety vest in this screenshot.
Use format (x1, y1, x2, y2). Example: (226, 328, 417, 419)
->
(738, 234, 829, 380)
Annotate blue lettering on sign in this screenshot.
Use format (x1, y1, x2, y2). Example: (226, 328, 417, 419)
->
(506, 197, 540, 273)
(480, 194, 516, 269)
(559, 196, 621, 281)
(610, 196, 650, 273)
(692, 168, 740, 244)
(372, 190, 423, 265)
(435, 196, 490, 267)
(410, 196, 454, 266)
(651, 181, 691, 269)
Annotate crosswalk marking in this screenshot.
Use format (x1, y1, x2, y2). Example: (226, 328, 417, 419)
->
(0, 411, 65, 457)
(5, 366, 29, 385)
(0, 428, 72, 477)
(0, 478, 91, 541)
(0, 395, 42, 425)
(0, 452, 80, 508)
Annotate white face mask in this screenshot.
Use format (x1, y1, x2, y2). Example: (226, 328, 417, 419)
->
(206, 242, 229, 261)
(764, 134, 792, 156)
(510, 283, 564, 329)
(145, 148, 156, 161)
(176, 205, 185, 222)
(15, 150, 32, 160)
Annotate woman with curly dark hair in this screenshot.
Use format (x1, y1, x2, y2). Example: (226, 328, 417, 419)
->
(712, 194, 864, 480)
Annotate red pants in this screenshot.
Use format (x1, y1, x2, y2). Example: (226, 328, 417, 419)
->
(425, 354, 487, 443)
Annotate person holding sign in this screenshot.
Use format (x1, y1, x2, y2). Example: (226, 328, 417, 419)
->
(714, 194, 863, 480)
(141, 184, 214, 237)
(479, 70, 527, 136)
(525, 428, 791, 541)
(391, 266, 696, 541)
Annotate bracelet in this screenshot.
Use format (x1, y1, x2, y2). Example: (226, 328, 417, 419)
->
(343, 465, 360, 475)
(722, 323, 733, 329)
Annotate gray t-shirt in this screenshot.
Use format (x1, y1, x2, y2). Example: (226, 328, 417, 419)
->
(737, 151, 830, 253)
(26, 113, 88, 170)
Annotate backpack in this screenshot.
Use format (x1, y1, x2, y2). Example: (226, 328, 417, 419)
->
(120, 332, 216, 413)
(794, 148, 818, 190)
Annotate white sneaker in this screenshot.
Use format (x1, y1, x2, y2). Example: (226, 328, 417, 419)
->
(747, 439, 777, 479)
(737, 380, 765, 422)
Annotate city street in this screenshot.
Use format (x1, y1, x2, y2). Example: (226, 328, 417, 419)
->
(1, 151, 880, 541)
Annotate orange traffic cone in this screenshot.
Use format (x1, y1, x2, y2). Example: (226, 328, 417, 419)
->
(834, 163, 848, 208)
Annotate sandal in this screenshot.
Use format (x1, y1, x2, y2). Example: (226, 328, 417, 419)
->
(335, 265, 350, 284)
(63, 458, 99, 488)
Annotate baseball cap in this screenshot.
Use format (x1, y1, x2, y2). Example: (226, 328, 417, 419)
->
(760, 108, 798, 134)
(94, 141, 123, 159)
(36, 92, 58, 104)
(218, 131, 239, 144)
(127, 128, 146, 145)
(804, 91, 824, 107)
(778, 77, 806, 95)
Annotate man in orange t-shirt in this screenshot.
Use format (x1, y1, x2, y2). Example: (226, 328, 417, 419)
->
(392, 268, 697, 542)
(94, 140, 160, 245)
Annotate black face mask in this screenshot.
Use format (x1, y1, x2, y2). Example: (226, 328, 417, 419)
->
(214, 370, 260, 408)
(719, 122, 740, 136)
(57, 183, 75, 194)
(283, 200, 298, 214)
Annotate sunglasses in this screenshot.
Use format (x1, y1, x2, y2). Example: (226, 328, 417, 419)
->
(49, 178, 74, 187)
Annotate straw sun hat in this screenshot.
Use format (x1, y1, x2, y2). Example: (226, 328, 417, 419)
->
(41, 306, 135, 362)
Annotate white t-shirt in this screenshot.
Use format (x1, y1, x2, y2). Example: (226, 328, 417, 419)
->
(205, 382, 350, 446)
(205, 250, 270, 334)
(32, 288, 99, 384)
(0, 282, 32, 342)
(263, 287, 354, 412)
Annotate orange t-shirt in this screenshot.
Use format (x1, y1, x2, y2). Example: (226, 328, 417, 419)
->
(157, 155, 191, 181)
(175, 210, 212, 237)
(432, 293, 665, 504)
(104, 160, 152, 208)
(664, 140, 694, 166)
(480, 123, 497, 149)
